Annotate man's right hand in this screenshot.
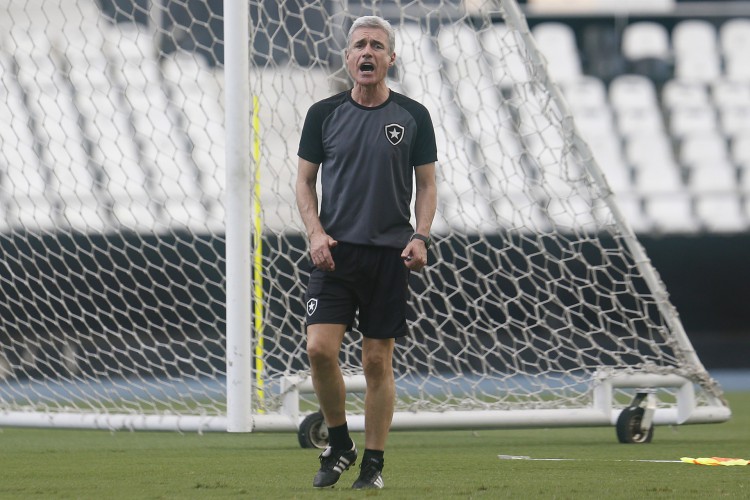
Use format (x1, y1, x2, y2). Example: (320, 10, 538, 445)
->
(310, 232, 338, 271)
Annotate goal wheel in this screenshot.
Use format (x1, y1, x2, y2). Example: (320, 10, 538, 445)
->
(298, 411, 329, 449)
(616, 406, 654, 444)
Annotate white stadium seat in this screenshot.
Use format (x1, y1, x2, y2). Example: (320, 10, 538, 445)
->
(609, 74, 659, 111)
(679, 132, 729, 167)
(672, 20, 721, 83)
(622, 22, 671, 62)
(695, 195, 746, 232)
(531, 22, 582, 84)
(662, 80, 709, 110)
(644, 192, 698, 234)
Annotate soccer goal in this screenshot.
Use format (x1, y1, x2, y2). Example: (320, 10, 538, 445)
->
(0, 0, 729, 442)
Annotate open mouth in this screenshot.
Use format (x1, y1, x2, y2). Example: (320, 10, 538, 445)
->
(359, 62, 375, 73)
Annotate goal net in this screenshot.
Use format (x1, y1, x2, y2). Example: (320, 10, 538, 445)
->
(0, 0, 729, 434)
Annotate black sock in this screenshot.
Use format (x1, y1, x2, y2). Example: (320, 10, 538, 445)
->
(362, 449, 385, 466)
(327, 423, 353, 451)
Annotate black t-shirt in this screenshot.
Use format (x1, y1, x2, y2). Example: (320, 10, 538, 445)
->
(298, 89, 437, 248)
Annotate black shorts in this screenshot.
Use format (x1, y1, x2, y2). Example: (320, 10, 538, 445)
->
(304, 242, 410, 339)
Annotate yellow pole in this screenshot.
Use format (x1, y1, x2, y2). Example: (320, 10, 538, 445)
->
(252, 95, 264, 412)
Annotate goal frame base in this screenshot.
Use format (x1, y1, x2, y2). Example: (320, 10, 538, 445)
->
(0, 369, 730, 433)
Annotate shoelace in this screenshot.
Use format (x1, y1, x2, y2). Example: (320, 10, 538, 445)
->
(359, 459, 383, 480)
(319, 449, 351, 471)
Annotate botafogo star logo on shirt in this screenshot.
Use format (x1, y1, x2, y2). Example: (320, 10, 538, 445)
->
(384, 123, 405, 146)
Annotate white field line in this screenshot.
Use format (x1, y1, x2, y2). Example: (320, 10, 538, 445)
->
(498, 454, 682, 463)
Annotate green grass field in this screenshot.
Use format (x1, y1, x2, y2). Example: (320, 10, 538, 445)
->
(1, 393, 748, 499)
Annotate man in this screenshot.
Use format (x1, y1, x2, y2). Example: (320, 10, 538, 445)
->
(295, 15, 438, 490)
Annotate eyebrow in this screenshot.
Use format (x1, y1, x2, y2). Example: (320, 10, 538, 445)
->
(351, 33, 388, 48)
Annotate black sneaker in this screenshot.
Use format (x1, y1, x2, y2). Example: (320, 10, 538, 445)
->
(313, 445, 357, 488)
(351, 457, 384, 490)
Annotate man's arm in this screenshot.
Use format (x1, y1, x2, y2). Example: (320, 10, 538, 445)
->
(401, 162, 437, 271)
(296, 157, 337, 271)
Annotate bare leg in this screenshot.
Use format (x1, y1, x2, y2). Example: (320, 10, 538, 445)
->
(361, 337, 395, 451)
(307, 323, 348, 427)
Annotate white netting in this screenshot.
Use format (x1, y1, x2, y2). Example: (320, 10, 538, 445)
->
(0, 0, 724, 430)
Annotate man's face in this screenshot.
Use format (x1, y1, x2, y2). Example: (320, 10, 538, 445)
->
(346, 27, 395, 86)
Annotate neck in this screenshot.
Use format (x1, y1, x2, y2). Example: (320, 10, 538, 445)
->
(351, 83, 390, 107)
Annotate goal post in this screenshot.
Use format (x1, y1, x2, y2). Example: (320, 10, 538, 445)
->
(224, 0, 252, 433)
(0, 0, 729, 436)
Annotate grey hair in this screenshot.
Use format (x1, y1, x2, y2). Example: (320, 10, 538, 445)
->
(347, 16, 396, 53)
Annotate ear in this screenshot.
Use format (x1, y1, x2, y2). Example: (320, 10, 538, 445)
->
(389, 52, 396, 66)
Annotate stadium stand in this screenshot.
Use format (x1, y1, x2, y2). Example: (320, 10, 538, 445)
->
(1, 2, 750, 235)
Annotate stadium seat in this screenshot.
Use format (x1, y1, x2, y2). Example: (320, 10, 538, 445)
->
(545, 196, 600, 233)
(438, 22, 516, 180)
(440, 23, 526, 226)
(644, 192, 698, 234)
(621, 22, 672, 84)
(610, 193, 651, 233)
(573, 106, 618, 144)
(111, 200, 156, 233)
(108, 24, 202, 200)
(720, 18, 750, 81)
(4, 199, 56, 231)
(730, 133, 750, 164)
(493, 192, 550, 233)
(531, 22, 582, 84)
(163, 52, 228, 206)
(672, 20, 722, 83)
(161, 198, 210, 231)
(712, 79, 750, 114)
(662, 80, 710, 110)
(609, 74, 659, 112)
(61, 200, 106, 233)
(688, 159, 737, 193)
(669, 105, 718, 139)
(616, 106, 665, 138)
(720, 18, 750, 57)
(609, 75, 665, 138)
(633, 161, 683, 195)
(624, 134, 675, 170)
(674, 57, 722, 84)
(622, 22, 671, 63)
(481, 23, 531, 86)
(563, 76, 609, 111)
(0, 201, 7, 233)
(6, 26, 98, 210)
(673, 20, 719, 56)
(679, 132, 729, 168)
(599, 159, 633, 194)
(592, 141, 632, 194)
(0, 43, 47, 205)
(438, 23, 487, 99)
(398, 23, 494, 232)
(720, 106, 750, 138)
(694, 195, 747, 232)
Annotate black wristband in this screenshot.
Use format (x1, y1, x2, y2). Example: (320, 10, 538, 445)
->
(409, 233, 431, 250)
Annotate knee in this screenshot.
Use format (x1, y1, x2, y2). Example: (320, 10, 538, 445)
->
(307, 337, 337, 368)
(363, 351, 392, 382)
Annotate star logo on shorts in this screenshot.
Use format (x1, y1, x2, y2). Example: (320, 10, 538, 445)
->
(385, 123, 405, 145)
(306, 298, 318, 316)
